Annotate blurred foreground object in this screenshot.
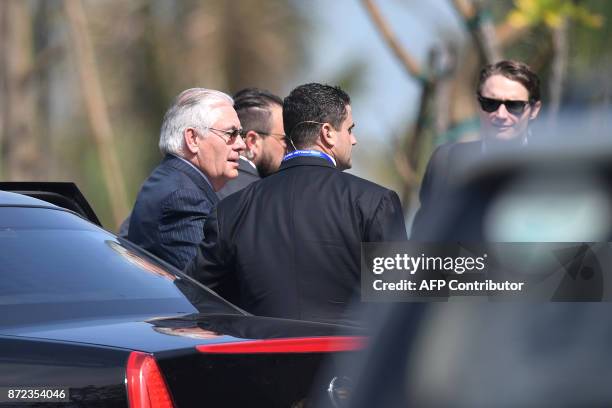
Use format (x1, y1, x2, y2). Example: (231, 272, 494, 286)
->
(341, 117, 612, 407)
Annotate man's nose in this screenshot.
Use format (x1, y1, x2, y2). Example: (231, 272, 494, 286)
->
(494, 103, 510, 119)
(234, 136, 246, 151)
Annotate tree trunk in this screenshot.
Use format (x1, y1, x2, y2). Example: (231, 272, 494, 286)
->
(0, 0, 42, 180)
(63, 0, 129, 227)
(548, 18, 569, 127)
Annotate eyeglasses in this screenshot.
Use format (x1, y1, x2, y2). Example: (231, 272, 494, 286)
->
(477, 94, 530, 115)
(254, 130, 287, 144)
(207, 127, 244, 144)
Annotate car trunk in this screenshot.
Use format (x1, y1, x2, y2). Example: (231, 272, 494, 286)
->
(150, 314, 364, 407)
(3, 313, 364, 407)
(156, 345, 358, 407)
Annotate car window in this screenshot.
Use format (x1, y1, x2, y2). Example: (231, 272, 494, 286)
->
(0, 207, 243, 326)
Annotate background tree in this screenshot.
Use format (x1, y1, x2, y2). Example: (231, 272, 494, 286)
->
(0, 0, 306, 229)
(0, 0, 44, 180)
(362, 0, 607, 220)
(1, 0, 609, 230)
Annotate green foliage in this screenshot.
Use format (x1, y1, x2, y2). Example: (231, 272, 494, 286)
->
(507, 0, 604, 29)
(499, 0, 612, 104)
(570, 1, 612, 68)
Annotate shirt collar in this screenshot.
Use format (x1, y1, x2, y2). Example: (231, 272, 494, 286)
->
(170, 153, 213, 189)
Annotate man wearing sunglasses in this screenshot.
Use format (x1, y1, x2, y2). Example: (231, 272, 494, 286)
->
(477, 62, 542, 144)
(412, 60, 542, 237)
(127, 88, 245, 269)
(186, 83, 407, 326)
(217, 88, 286, 199)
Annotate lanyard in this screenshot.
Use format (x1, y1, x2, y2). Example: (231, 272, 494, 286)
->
(282, 150, 336, 166)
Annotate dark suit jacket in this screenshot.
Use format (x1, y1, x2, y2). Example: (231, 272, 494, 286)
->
(412, 139, 535, 238)
(185, 155, 407, 325)
(127, 154, 218, 270)
(411, 141, 482, 237)
(216, 157, 260, 200)
(118, 157, 261, 238)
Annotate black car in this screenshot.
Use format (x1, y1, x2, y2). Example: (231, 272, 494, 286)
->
(0, 189, 364, 407)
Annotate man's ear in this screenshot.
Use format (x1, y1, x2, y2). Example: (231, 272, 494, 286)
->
(184, 128, 199, 154)
(529, 101, 542, 120)
(245, 130, 262, 155)
(321, 123, 336, 147)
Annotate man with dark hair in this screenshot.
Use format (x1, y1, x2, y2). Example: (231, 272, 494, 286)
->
(282, 83, 356, 170)
(217, 88, 286, 199)
(186, 83, 407, 326)
(476, 59, 541, 142)
(411, 60, 542, 237)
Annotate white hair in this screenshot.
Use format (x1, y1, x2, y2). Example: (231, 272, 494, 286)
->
(158, 88, 234, 156)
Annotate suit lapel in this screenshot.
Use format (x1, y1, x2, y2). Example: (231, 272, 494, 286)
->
(163, 155, 219, 205)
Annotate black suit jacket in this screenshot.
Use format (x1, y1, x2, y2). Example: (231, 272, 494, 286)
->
(127, 154, 218, 269)
(186, 155, 407, 325)
(412, 139, 534, 238)
(216, 157, 260, 200)
(411, 141, 482, 237)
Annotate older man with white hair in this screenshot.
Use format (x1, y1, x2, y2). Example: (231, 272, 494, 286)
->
(127, 88, 245, 269)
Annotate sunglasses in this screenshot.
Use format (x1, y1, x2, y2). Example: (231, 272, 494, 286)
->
(477, 94, 530, 115)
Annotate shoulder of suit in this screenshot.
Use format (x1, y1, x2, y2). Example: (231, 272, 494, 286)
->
(433, 140, 479, 154)
(216, 167, 397, 210)
(139, 161, 212, 203)
(279, 164, 395, 195)
(428, 140, 481, 164)
(153, 163, 200, 188)
(333, 171, 397, 196)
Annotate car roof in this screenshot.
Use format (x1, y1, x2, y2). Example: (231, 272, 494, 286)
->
(0, 190, 60, 208)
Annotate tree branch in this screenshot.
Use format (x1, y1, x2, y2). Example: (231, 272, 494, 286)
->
(451, 0, 501, 63)
(361, 0, 425, 81)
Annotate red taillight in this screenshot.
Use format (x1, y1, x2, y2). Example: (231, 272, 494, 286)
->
(196, 336, 366, 354)
(126, 351, 174, 408)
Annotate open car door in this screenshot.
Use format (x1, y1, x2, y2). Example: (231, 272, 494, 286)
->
(0, 181, 102, 227)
